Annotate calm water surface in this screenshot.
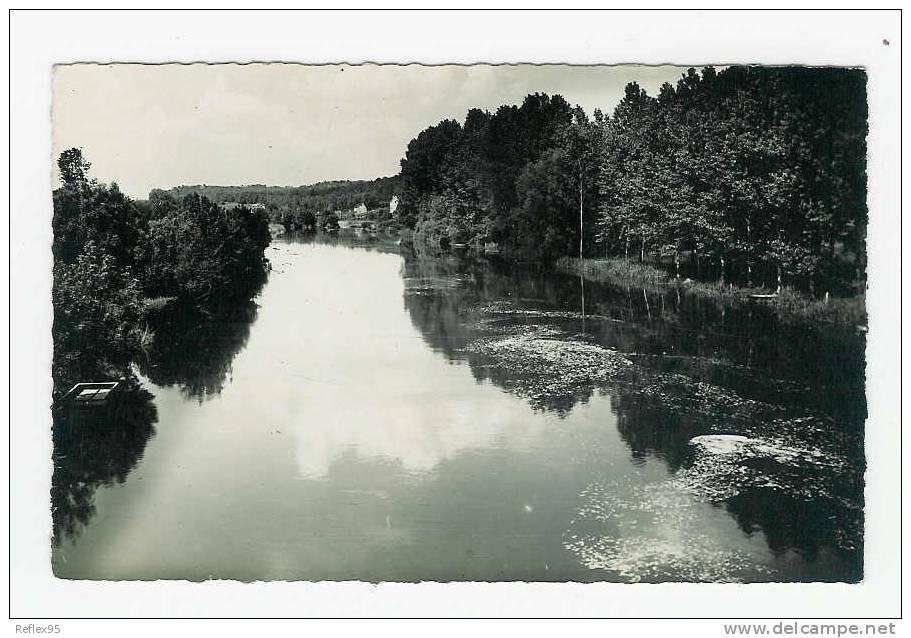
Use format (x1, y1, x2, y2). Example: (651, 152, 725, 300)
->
(52, 232, 865, 582)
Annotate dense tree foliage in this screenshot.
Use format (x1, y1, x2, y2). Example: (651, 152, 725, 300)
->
(143, 192, 271, 304)
(52, 240, 146, 392)
(396, 94, 590, 252)
(53, 156, 145, 270)
(598, 66, 867, 293)
(393, 67, 867, 294)
(52, 149, 271, 394)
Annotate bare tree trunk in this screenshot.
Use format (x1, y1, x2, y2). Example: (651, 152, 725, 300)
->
(579, 172, 585, 332)
(579, 171, 584, 263)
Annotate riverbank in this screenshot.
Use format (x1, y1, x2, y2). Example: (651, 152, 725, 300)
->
(554, 256, 866, 327)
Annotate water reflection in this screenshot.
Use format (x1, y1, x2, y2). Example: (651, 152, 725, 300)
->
(51, 376, 158, 546)
(51, 232, 866, 582)
(397, 241, 865, 581)
(252, 238, 555, 480)
(402, 245, 865, 420)
(52, 279, 264, 547)
(139, 296, 261, 401)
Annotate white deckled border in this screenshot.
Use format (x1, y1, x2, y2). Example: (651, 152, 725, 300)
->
(7, 6, 902, 623)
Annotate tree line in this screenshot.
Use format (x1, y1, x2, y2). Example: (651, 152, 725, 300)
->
(52, 148, 271, 395)
(152, 176, 400, 232)
(393, 66, 867, 295)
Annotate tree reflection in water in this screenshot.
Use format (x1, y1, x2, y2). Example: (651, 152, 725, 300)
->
(138, 276, 265, 401)
(50, 232, 866, 581)
(51, 376, 157, 546)
(52, 274, 267, 546)
(398, 243, 866, 581)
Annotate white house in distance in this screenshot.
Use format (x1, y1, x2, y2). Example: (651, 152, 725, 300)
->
(389, 195, 399, 216)
(353, 203, 368, 220)
(220, 202, 267, 213)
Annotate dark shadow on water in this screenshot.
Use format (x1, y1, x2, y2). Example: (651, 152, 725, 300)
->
(724, 490, 863, 582)
(52, 270, 268, 548)
(137, 279, 266, 402)
(51, 376, 158, 548)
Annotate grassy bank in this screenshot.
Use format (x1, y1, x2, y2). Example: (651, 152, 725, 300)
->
(555, 256, 866, 327)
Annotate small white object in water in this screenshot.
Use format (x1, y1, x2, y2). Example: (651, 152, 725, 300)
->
(688, 434, 751, 454)
(524, 504, 534, 513)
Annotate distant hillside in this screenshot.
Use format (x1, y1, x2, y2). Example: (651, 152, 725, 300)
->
(149, 176, 400, 215)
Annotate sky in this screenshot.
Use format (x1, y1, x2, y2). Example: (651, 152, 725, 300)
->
(52, 63, 690, 199)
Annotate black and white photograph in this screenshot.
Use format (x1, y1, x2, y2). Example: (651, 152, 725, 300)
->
(48, 61, 870, 584)
(8, 7, 903, 625)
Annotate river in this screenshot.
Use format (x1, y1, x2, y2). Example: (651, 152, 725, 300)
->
(51, 231, 866, 582)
